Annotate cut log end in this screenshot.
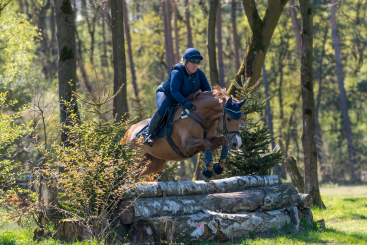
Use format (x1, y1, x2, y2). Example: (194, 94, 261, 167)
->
(298, 193, 313, 209)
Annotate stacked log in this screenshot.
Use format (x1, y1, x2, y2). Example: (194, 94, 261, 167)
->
(119, 175, 313, 243)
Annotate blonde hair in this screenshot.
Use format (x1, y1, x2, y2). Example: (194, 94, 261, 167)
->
(180, 58, 188, 65)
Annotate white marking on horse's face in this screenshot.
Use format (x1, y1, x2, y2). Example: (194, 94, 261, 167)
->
(229, 135, 242, 150)
(235, 135, 242, 149)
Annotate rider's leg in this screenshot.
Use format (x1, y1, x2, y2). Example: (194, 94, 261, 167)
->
(144, 109, 162, 145)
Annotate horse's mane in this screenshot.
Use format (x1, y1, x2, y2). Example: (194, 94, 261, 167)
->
(186, 85, 235, 102)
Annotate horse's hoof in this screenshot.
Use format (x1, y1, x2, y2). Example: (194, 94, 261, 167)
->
(201, 168, 213, 182)
(213, 163, 224, 176)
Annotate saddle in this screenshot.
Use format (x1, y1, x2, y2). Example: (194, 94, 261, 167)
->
(136, 105, 198, 159)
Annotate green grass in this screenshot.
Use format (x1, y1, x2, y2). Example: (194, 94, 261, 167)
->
(1, 186, 367, 244)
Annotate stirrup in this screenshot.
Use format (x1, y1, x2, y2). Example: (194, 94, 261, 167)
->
(143, 135, 155, 147)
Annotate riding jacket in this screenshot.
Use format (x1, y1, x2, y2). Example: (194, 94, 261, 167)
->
(156, 63, 211, 116)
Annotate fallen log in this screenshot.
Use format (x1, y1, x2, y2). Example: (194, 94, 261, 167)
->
(128, 209, 291, 243)
(123, 175, 281, 200)
(119, 183, 309, 224)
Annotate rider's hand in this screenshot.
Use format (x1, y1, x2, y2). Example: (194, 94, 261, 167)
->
(184, 100, 194, 109)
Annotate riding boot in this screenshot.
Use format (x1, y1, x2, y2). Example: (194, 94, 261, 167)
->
(144, 110, 162, 146)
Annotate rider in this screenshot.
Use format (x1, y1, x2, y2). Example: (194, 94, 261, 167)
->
(144, 48, 211, 146)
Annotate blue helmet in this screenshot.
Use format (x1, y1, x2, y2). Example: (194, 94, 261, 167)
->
(183, 48, 203, 64)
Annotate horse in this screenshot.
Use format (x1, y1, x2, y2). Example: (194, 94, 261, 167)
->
(123, 86, 245, 182)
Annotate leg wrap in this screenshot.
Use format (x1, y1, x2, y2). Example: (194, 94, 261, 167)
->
(220, 145, 229, 160)
(204, 149, 212, 166)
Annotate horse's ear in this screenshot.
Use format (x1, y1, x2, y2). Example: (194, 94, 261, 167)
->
(238, 99, 246, 107)
(226, 96, 233, 106)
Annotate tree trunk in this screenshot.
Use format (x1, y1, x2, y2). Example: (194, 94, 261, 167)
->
(216, 1, 225, 87)
(227, 0, 289, 96)
(331, 0, 360, 183)
(123, 175, 281, 200)
(185, 0, 193, 48)
(163, 0, 174, 74)
(50, 6, 58, 75)
(299, 0, 325, 208)
(120, 183, 308, 224)
(284, 156, 304, 193)
(207, 0, 220, 86)
(110, 0, 127, 121)
(123, 0, 139, 99)
(55, 0, 79, 144)
(262, 64, 280, 175)
(231, 0, 240, 72)
(289, 0, 301, 61)
(128, 209, 293, 243)
(173, 2, 180, 62)
(315, 26, 329, 181)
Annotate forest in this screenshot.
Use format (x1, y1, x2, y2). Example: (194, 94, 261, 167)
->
(1, 0, 367, 244)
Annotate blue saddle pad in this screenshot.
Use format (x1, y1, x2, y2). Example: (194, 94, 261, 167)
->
(135, 105, 179, 141)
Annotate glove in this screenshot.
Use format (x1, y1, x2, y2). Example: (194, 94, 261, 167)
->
(183, 100, 194, 109)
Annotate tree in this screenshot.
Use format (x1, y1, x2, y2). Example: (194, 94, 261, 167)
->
(110, 0, 127, 121)
(207, 0, 219, 86)
(54, 0, 79, 144)
(331, 0, 360, 183)
(231, 0, 240, 71)
(173, 1, 180, 62)
(289, 0, 301, 61)
(123, 0, 139, 99)
(216, 0, 225, 87)
(299, 0, 325, 208)
(227, 0, 289, 96)
(185, 0, 193, 48)
(162, 0, 175, 73)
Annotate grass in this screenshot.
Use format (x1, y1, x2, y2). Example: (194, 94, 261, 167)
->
(1, 186, 366, 244)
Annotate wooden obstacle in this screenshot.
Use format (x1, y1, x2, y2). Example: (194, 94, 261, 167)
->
(119, 175, 313, 243)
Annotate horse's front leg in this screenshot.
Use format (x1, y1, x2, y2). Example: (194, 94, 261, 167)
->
(210, 137, 229, 176)
(186, 137, 213, 182)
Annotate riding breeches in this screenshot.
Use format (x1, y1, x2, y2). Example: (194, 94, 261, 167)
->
(156, 86, 176, 117)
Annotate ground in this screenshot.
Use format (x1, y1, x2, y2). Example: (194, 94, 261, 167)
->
(0, 184, 366, 244)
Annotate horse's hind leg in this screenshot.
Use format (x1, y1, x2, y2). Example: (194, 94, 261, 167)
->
(135, 154, 167, 179)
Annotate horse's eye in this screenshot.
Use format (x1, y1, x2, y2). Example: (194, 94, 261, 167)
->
(227, 117, 231, 122)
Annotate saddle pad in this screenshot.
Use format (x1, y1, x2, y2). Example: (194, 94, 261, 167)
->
(135, 105, 179, 141)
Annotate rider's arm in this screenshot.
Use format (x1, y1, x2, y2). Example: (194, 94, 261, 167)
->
(198, 69, 211, 92)
(170, 70, 187, 105)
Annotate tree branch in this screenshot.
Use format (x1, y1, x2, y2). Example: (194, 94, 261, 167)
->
(242, 0, 262, 32)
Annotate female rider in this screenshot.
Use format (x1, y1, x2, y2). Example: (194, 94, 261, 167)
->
(144, 48, 211, 145)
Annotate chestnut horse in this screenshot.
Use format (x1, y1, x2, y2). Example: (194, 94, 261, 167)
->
(123, 86, 244, 181)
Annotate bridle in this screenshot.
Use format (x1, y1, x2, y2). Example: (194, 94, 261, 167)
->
(174, 103, 241, 141)
(215, 108, 241, 142)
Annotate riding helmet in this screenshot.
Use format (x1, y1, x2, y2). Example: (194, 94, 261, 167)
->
(183, 48, 203, 64)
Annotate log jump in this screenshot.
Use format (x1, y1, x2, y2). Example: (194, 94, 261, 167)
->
(119, 175, 313, 244)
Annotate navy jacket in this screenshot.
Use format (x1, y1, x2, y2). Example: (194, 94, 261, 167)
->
(161, 63, 211, 105)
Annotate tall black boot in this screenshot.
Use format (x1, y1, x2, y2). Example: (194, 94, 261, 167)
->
(144, 110, 162, 146)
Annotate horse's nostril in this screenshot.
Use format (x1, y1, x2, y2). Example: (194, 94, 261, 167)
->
(232, 143, 237, 147)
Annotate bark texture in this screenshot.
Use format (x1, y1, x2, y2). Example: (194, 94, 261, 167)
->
(227, 0, 289, 96)
(207, 0, 220, 86)
(284, 156, 304, 193)
(128, 209, 292, 243)
(331, 0, 360, 183)
(299, 0, 325, 208)
(120, 183, 307, 224)
(173, 2, 180, 62)
(55, 0, 79, 144)
(123, 0, 139, 99)
(111, 0, 127, 121)
(216, 1, 225, 87)
(163, 0, 175, 73)
(123, 175, 281, 199)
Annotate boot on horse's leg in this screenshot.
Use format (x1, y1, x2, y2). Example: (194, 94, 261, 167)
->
(144, 110, 162, 146)
(213, 145, 228, 176)
(201, 149, 213, 182)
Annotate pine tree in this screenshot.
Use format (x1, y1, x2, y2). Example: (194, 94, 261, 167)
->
(224, 76, 285, 176)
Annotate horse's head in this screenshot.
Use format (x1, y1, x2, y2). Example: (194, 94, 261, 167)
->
(218, 96, 246, 150)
